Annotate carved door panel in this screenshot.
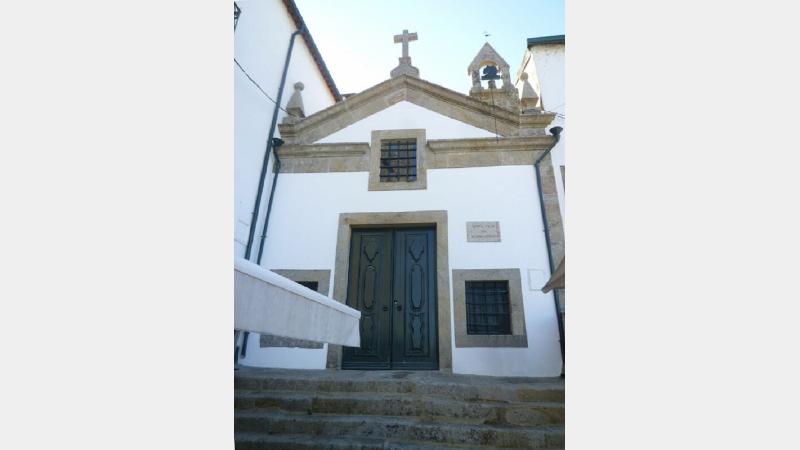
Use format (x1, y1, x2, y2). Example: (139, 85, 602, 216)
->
(391, 228, 438, 369)
(341, 230, 394, 369)
(342, 228, 438, 370)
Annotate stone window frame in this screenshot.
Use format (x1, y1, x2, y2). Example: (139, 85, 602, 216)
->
(259, 269, 331, 349)
(452, 268, 528, 348)
(368, 129, 427, 191)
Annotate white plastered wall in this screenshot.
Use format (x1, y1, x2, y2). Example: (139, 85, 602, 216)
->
(234, 0, 337, 259)
(241, 104, 562, 376)
(317, 101, 496, 143)
(241, 344, 330, 369)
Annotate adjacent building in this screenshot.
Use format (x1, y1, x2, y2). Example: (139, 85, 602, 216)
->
(233, 0, 360, 362)
(234, 0, 341, 261)
(516, 35, 565, 327)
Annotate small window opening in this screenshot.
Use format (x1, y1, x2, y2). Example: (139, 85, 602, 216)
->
(465, 280, 511, 335)
(379, 139, 417, 182)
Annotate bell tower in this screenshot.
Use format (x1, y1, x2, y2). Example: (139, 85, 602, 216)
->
(467, 43, 520, 112)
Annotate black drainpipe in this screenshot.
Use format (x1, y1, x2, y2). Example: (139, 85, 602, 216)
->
(256, 137, 283, 264)
(243, 27, 304, 262)
(534, 126, 565, 372)
(238, 27, 304, 364)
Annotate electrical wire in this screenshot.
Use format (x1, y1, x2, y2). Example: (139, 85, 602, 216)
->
(234, 58, 289, 114)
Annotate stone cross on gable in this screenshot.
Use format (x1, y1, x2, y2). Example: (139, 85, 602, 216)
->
(393, 29, 418, 60)
(390, 29, 420, 79)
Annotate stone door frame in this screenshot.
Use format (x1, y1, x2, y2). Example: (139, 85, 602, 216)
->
(326, 210, 452, 371)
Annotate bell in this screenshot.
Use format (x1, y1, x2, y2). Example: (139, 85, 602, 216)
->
(481, 65, 500, 81)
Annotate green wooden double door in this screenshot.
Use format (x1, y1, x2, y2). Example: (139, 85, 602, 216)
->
(342, 227, 439, 370)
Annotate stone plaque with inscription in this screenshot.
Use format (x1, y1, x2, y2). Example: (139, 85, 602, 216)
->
(466, 221, 501, 242)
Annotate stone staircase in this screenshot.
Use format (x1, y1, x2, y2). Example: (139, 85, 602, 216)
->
(234, 368, 565, 449)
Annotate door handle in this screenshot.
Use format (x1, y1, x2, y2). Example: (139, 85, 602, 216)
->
(394, 300, 402, 312)
(382, 305, 389, 311)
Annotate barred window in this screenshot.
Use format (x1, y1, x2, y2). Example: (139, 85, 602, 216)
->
(465, 281, 511, 335)
(297, 281, 319, 292)
(379, 139, 417, 182)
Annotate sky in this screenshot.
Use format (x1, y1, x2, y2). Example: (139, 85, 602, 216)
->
(294, 0, 564, 95)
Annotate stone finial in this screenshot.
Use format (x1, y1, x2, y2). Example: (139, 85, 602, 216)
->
(390, 29, 420, 78)
(519, 72, 540, 111)
(282, 81, 305, 124)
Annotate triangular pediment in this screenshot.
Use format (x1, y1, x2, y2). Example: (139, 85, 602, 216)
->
(468, 42, 510, 73)
(317, 101, 496, 143)
(277, 75, 554, 145)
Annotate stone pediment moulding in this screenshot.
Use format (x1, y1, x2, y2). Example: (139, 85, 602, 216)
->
(277, 75, 556, 145)
(274, 135, 556, 174)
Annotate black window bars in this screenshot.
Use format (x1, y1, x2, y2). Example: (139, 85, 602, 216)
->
(465, 280, 512, 335)
(379, 139, 417, 182)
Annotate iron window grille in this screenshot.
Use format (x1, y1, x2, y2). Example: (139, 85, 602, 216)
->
(465, 281, 512, 335)
(379, 139, 417, 182)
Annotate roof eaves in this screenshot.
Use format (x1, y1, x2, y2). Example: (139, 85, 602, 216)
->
(527, 35, 565, 47)
(282, 0, 342, 102)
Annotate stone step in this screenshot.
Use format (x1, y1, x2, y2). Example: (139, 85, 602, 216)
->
(235, 432, 549, 450)
(235, 390, 564, 426)
(234, 410, 565, 449)
(235, 432, 386, 450)
(235, 369, 564, 403)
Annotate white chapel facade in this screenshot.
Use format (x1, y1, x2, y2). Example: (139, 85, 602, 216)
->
(238, 27, 565, 378)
